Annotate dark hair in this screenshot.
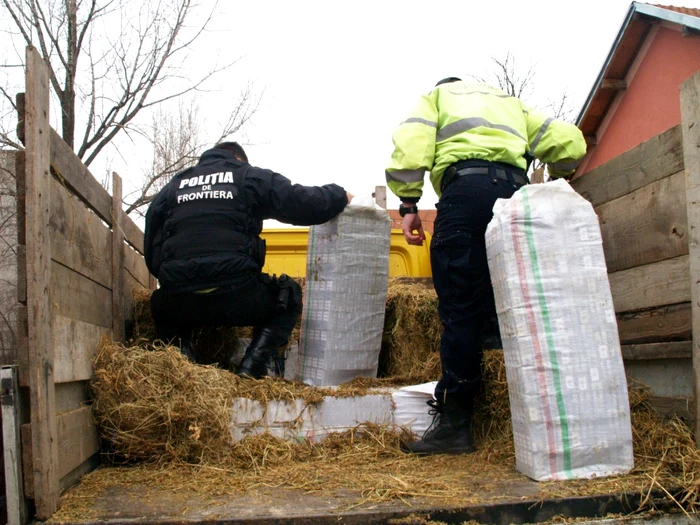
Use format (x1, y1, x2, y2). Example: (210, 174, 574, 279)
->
(435, 77, 462, 87)
(213, 141, 248, 163)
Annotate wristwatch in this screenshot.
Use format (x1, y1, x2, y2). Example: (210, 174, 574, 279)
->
(399, 204, 418, 217)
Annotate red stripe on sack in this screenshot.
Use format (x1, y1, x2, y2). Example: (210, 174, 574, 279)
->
(509, 203, 559, 477)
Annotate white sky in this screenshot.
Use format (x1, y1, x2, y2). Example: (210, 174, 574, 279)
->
(183, 0, 700, 210)
(5, 0, 700, 214)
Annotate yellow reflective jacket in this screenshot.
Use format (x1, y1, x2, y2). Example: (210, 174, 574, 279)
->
(386, 81, 587, 200)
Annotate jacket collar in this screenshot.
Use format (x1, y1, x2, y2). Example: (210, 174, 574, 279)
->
(198, 148, 244, 166)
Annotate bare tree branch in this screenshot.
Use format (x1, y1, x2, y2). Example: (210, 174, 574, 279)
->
(1, 0, 260, 215)
(471, 51, 576, 182)
(124, 88, 260, 217)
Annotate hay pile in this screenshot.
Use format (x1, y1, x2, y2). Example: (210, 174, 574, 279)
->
(62, 337, 700, 524)
(381, 281, 442, 381)
(91, 339, 409, 465)
(43, 324, 696, 525)
(67, 284, 700, 522)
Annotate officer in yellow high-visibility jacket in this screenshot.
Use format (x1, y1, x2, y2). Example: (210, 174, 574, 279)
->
(387, 77, 586, 456)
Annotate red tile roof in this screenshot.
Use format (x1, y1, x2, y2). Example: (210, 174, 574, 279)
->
(654, 4, 700, 17)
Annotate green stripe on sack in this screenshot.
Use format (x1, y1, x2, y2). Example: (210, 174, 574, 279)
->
(522, 191, 573, 477)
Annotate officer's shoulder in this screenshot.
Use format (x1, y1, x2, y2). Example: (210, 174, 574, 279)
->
(244, 164, 275, 181)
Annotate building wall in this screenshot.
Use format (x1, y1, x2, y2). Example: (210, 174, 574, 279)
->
(581, 26, 700, 174)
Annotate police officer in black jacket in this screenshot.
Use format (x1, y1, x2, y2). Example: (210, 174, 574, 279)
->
(144, 142, 352, 378)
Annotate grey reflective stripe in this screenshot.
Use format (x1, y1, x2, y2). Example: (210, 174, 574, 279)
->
(530, 117, 553, 153)
(437, 117, 526, 142)
(462, 90, 512, 98)
(386, 169, 425, 183)
(402, 117, 437, 128)
(549, 159, 582, 172)
(446, 88, 513, 99)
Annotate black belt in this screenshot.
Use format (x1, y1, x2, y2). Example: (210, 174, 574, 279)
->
(442, 163, 529, 191)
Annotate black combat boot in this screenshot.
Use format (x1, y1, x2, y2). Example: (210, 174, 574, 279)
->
(401, 397, 475, 455)
(178, 338, 197, 363)
(236, 328, 288, 379)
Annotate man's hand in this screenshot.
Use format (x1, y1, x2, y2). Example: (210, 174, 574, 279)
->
(346, 191, 354, 204)
(402, 212, 425, 246)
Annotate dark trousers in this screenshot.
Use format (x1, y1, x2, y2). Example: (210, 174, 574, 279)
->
(150, 273, 302, 344)
(431, 160, 525, 405)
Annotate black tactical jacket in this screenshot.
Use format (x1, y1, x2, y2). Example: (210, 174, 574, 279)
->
(144, 148, 347, 292)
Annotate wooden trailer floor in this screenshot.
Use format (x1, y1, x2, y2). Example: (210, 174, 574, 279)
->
(50, 466, 671, 525)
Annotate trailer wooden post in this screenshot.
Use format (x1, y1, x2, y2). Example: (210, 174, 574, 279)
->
(24, 46, 58, 518)
(374, 185, 387, 209)
(680, 71, 700, 446)
(111, 172, 124, 342)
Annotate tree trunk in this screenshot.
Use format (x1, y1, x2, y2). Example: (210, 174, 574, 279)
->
(62, 0, 78, 148)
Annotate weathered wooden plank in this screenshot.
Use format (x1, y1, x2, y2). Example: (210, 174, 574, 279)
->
(60, 454, 100, 493)
(2, 367, 28, 525)
(122, 272, 145, 341)
(15, 151, 25, 247)
(56, 406, 100, 481)
(123, 215, 144, 256)
(19, 424, 32, 500)
(124, 244, 150, 289)
(16, 245, 26, 305)
(55, 382, 90, 414)
(20, 407, 100, 494)
(571, 125, 684, 206)
(374, 185, 387, 209)
(49, 129, 110, 223)
(597, 171, 688, 273)
(649, 396, 693, 422)
(16, 152, 26, 307)
(112, 173, 124, 342)
(15, 306, 28, 388)
(53, 315, 110, 384)
(50, 175, 111, 288)
(680, 71, 700, 444)
(617, 303, 692, 344)
(625, 358, 692, 398)
(23, 309, 107, 388)
(609, 255, 690, 313)
(51, 261, 112, 329)
(15, 93, 25, 146)
(622, 341, 692, 360)
(25, 45, 59, 518)
(48, 130, 144, 254)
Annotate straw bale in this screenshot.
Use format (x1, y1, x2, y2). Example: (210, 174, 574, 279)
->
(91, 340, 240, 463)
(90, 338, 412, 465)
(131, 287, 157, 342)
(380, 280, 441, 381)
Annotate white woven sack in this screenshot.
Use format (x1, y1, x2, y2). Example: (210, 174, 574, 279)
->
(485, 179, 633, 481)
(296, 205, 391, 386)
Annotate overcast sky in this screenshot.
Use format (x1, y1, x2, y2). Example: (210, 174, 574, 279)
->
(184, 0, 700, 210)
(5, 0, 700, 213)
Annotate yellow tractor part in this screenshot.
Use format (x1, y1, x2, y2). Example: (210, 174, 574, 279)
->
(260, 228, 432, 278)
